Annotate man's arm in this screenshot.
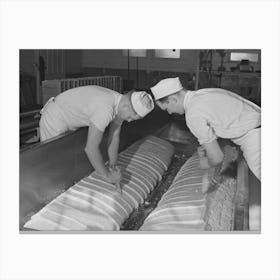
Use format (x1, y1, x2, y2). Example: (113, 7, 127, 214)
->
(199, 139, 224, 169)
(85, 122, 121, 188)
(85, 122, 109, 178)
(198, 140, 224, 194)
(107, 120, 122, 167)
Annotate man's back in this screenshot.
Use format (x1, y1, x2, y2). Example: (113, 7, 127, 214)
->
(185, 88, 261, 140)
(55, 85, 121, 131)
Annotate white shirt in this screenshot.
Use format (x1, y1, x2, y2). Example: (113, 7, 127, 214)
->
(184, 88, 261, 145)
(54, 85, 122, 132)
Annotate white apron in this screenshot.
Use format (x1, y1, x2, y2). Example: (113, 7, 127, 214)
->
(39, 97, 69, 141)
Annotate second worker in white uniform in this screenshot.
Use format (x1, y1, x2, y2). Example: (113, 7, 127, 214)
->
(39, 85, 154, 191)
(151, 77, 261, 181)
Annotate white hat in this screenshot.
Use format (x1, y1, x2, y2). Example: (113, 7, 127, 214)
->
(150, 77, 183, 100)
(131, 91, 154, 117)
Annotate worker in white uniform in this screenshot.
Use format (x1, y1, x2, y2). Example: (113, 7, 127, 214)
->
(150, 77, 261, 181)
(151, 77, 261, 230)
(39, 85, 154, 190)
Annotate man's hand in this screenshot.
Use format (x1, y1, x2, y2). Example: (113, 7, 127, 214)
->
(201, 145, 239, 194)
(197, 146, 211, 169)
(108, 164, 121, 172)
(104, 166, 122, 193)
(197, 146, 206, 158)
(198, 146, 222, 193)
(202, 168, 223, 194)
(107, 169, 121, 183)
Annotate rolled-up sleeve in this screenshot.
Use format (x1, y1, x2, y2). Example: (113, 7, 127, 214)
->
(186, 114, 217, 145)
(89, 107, 113, 132)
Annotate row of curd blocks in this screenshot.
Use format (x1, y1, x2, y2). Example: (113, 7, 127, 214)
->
(24, 136, 216, 231)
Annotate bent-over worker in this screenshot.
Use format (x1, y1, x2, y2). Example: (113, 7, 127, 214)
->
(150, 77, 261, 181)
(39, 85, 154, 190)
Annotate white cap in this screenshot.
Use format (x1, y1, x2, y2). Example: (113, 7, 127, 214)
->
(150, 77, 183, 100)
(131, 91, 154, 117)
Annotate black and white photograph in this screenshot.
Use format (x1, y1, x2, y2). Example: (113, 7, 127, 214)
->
(20, 49, 261, 232)
(1, 1, 280, 280)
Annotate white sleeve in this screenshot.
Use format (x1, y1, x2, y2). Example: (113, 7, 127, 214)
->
(186, 114, 217, 145)
(89, 106, 113, 132)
